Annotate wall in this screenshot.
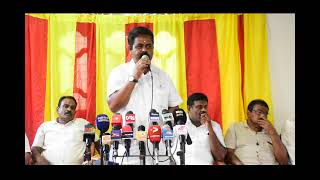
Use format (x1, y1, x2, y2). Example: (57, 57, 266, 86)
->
(267, 14, 295, 132)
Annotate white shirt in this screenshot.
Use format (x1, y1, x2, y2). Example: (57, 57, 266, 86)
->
(281, 115, 295, 165)
(172, 115, 226, 165)
(25, 133, 31, 153)
(32, 118, 98, 165)
(107, 59, 182, 165)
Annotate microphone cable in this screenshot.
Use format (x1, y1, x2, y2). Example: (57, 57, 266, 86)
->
(159, 136, 179, 163)
(146, 137, 156, 161)
(150, 70, 153, 111)
(120, 151, 128, 165)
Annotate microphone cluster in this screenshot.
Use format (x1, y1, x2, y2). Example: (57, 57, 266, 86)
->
(90, 108, 192, 165)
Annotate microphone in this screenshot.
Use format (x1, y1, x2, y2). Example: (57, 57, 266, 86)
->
(140, 51, 151, 73)
(173, 108, 191, 165)
(148, 125, 162, 165)
(149, 109, 160, 125)
(101, 132, 111, 165)
(112, 113, 123, 129)
(161, 109, 174, 130)
(96, 114, 110, 134)
(125, 111, 136, 130)
(111, 125, 121, 157)
(162, 124, 176, 165)
(136, 125, 147, 165)
(96, 114, 110, 165)
(122, 125, 134, 156)
(173, 108, 192, 145)
(83, 123, 95, 162)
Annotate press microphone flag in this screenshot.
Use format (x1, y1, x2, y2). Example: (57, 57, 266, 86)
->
(111, 125, 121, 157)
(149, 109, 160, 125)
(83, 123, 95, 143)
(83, 123, 95, 162)
(96, 114, 110, 134)
(125, 111, 136, 129)
(173, 108, 192, 145)
(96, 114, 110, 165)
(112, 113, 123, 128)
(148, 125, 162, 165)
(162, 125, 174, 141)
(137, 125, 147, 165)
(122, 125, 134, 156)
(161, 109, 174, 129)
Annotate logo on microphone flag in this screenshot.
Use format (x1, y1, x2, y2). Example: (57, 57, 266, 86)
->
(163, 129, 174, 140)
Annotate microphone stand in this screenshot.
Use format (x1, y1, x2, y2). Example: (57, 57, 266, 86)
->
(84, 138, 92, 162)
(100, 134, 104, 165)
(166, 140, 176, 165)
(139, 142, 146, 165)
(177, 135, 186, 165)
(154, 142, 159, 165)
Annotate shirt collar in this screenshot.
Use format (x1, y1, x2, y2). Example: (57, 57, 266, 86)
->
(55, 118, 75, 126)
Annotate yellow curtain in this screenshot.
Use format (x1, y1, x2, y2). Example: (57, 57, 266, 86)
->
(44, 14, 77, 121)
(243, 14, 273, 123)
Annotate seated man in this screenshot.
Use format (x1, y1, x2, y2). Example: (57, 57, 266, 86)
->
(25, 133, 32, 165)
(225, 99, 289, 165)
(173, 93, 226, 165)
(280, 114, 295, 165)
(31, 96, 98, 165)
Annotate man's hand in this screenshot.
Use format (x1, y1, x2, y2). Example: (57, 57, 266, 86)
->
(133, 58, 151, 79)
(257, 118, 277, 136)
(200, 112, 211, 128)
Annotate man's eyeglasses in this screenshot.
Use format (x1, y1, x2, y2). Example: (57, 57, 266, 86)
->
(252, 109, 268, 116)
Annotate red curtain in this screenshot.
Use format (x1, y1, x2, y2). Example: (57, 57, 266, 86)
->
(184, 19, 222, 127)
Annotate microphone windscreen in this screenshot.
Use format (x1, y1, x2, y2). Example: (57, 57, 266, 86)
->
(126, 111, 133, 114)
(162, 109, 169, 114)
(138, 125, 145, 131)
(140, 51, 150, 60)
(122, 125, 132, 132)
(173, 108, 187, 125)
(96, 114, 110, 133)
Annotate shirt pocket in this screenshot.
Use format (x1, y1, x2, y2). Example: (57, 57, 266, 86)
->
(155, 84, 169, 110)
(65, 128, 84, 143)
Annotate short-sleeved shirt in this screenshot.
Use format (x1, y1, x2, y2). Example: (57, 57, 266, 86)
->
(32, 118, 98, 165)
(107, 59, 182, 165)
(173, 115, 226, 165)
(107, 59, 182, 128)
(225, 121, 278, 165)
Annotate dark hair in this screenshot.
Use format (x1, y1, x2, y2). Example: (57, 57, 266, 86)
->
(57, 96, 77, 108)
(247, 99, 269, 112)
(128, 26, 154, 50)
(187, 93, 208, 106)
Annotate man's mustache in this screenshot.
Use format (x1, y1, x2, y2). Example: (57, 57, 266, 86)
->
(65, 111, 72, 115)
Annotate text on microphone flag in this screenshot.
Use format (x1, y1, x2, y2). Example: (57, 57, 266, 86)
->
(111, 130, 121, 140)
(175, 125, 188, 135)
(125, 114, 135, 123)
